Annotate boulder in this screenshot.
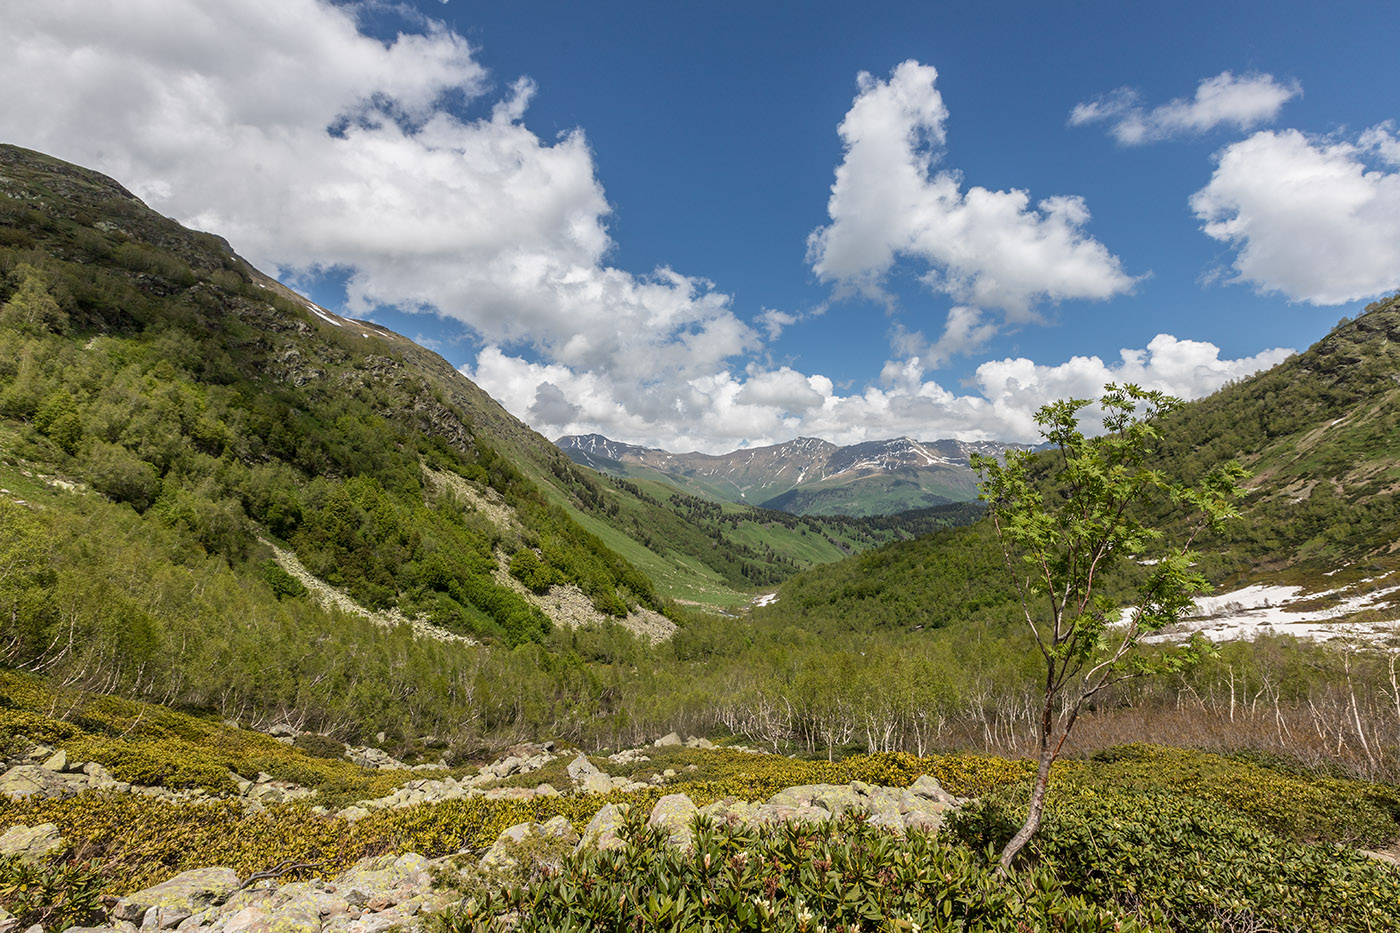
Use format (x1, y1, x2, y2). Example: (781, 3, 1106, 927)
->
(652, 732, 683, 747)
(113, 867, 242, 923)
(566, 753, 601, 780)
(647, 793, 698, 849)
(0, 823, 63, 861)
(576, 803, 630, 853)
(40, 749, 68, 772)
(581, 772, 614, 795)
(0, 764, 77, 800)
(910, 774, 959, 806)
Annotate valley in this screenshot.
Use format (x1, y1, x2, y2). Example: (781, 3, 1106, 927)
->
(1, 145, 1398, 930)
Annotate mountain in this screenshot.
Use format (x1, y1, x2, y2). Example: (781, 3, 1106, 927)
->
(556, 433, 1029, 516)
(0, 142, 982, 647)
(756, 294, 1400, 636)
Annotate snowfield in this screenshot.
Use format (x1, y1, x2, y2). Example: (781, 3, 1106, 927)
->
(1147, 578, 1400, 644)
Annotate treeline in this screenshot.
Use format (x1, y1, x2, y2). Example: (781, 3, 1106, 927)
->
(4, 487, 1398, 785)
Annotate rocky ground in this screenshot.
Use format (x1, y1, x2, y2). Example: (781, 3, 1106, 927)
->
(0, 730, 965, 933)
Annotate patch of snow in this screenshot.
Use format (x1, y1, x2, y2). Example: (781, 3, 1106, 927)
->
(752, 592, 779, 608)
(305, 303, 343, 327)
(1147, 581, 1400, 645)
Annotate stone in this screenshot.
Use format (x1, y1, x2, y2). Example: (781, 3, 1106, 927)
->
(40, 749, 68, 772)
(565, 753, 601, 781)
(652, 732, 683, 747)
(113, 867, 242, 923)
(139, 905, 193, 931)
(581, 772, 614, 795)
(338, 806, 371, 822)
(0, 822, 63, 862)
(479, 821, 537, 871)
(647, 793, 699, 849)
(0, 764, 77, 800)
(576, 803, 630, 853)
(910, 774, 958, 806)
(539, 815, 579, 844)
(267, 723, 296, 738)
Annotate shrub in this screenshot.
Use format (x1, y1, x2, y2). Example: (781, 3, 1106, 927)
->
(437, 810, 1155, 933)
(0, 855, 104, 931)
(292, 733, 345, 760)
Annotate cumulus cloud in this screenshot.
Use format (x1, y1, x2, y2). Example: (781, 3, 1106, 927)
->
(1190, 126, 1400, 304)
(470, 336, 1291, 450)
(1072, 71, 1300, 144)
(1, 0, 756, 389)
(808, 60, 1136, 320)
(1, 10, 1297, 453)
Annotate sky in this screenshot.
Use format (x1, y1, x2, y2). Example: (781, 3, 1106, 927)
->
(5, 1, 1399, 451)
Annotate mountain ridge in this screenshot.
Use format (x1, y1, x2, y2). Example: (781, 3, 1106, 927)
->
(556, 432, 1030, 516)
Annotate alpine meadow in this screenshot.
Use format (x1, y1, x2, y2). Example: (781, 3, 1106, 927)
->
(3, 3, 1400, 930)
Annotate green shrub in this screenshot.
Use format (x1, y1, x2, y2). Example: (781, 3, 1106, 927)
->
(0, 855, 104, 931)
(1034, 787, 1400, 932)
(293, 733, 346, 760)
(260, 560, 307, 599)
(437, 810, 1156, 933)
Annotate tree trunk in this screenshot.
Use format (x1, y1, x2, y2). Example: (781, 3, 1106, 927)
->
(999, 740, 1053, 871)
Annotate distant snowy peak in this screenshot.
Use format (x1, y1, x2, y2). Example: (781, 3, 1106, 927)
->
(556, 433, 656, 463)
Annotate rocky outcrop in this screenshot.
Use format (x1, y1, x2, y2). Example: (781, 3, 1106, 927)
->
(0, 822, 63, 862)
(67, 773, 967, 933)
(98, 854, 449, 933)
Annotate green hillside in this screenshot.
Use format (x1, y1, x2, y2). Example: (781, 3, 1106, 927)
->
(757, 294, 1400, 636)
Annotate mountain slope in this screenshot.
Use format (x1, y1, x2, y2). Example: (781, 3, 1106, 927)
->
(0, 143, 988, 648)
(756, 296, 1400, 635)
(557, 433, 1026, 516)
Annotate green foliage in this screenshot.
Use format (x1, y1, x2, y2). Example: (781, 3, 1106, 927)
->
(293, 733, 347, 760)
(971, 384, 1248, 865)
(1033, 788, 1400, 932)
(260, 559, 307, 600)
(0, 855, 104, 931)
(440, 810, 1154, 933)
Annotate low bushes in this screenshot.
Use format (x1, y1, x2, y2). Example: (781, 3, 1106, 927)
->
(439, 810, 1155, 933)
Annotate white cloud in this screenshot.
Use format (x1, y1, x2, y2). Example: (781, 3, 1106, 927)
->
(1, 0, 756, 390)
(808, 60, 1136, 320)
(469, 336, 1291, 450)
(1190, 126, 1400, 305)
(1072, 71, 1300, 144)
(0, 11, 1298, 454)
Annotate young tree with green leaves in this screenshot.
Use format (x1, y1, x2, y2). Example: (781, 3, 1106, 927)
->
(970, 383, 1248, 871)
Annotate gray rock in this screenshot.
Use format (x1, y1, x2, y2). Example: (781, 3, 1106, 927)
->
(580, 772, 614, 795)
(40, 749, 68, 772)
(909, 774, 958, 806)
(138, 905, 192, 931)
(113, 867, 242, 923)
(539, 815, 579, 844)
(0, 764, 77, 800)
(576, 803, 630, 853)
(647, 793, 699, 849)
(565, 753, 601, 781)
(0, 822, 63, 862)
(652, 732, 683, 747)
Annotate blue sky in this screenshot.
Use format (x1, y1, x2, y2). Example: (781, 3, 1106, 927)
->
(6, 1, 1399, 449)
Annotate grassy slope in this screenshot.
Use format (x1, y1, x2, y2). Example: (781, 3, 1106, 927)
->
(758, 295, 1400, 632)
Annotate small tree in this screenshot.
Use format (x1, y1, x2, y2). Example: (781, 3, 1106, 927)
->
(969, 383, 1247, 871)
